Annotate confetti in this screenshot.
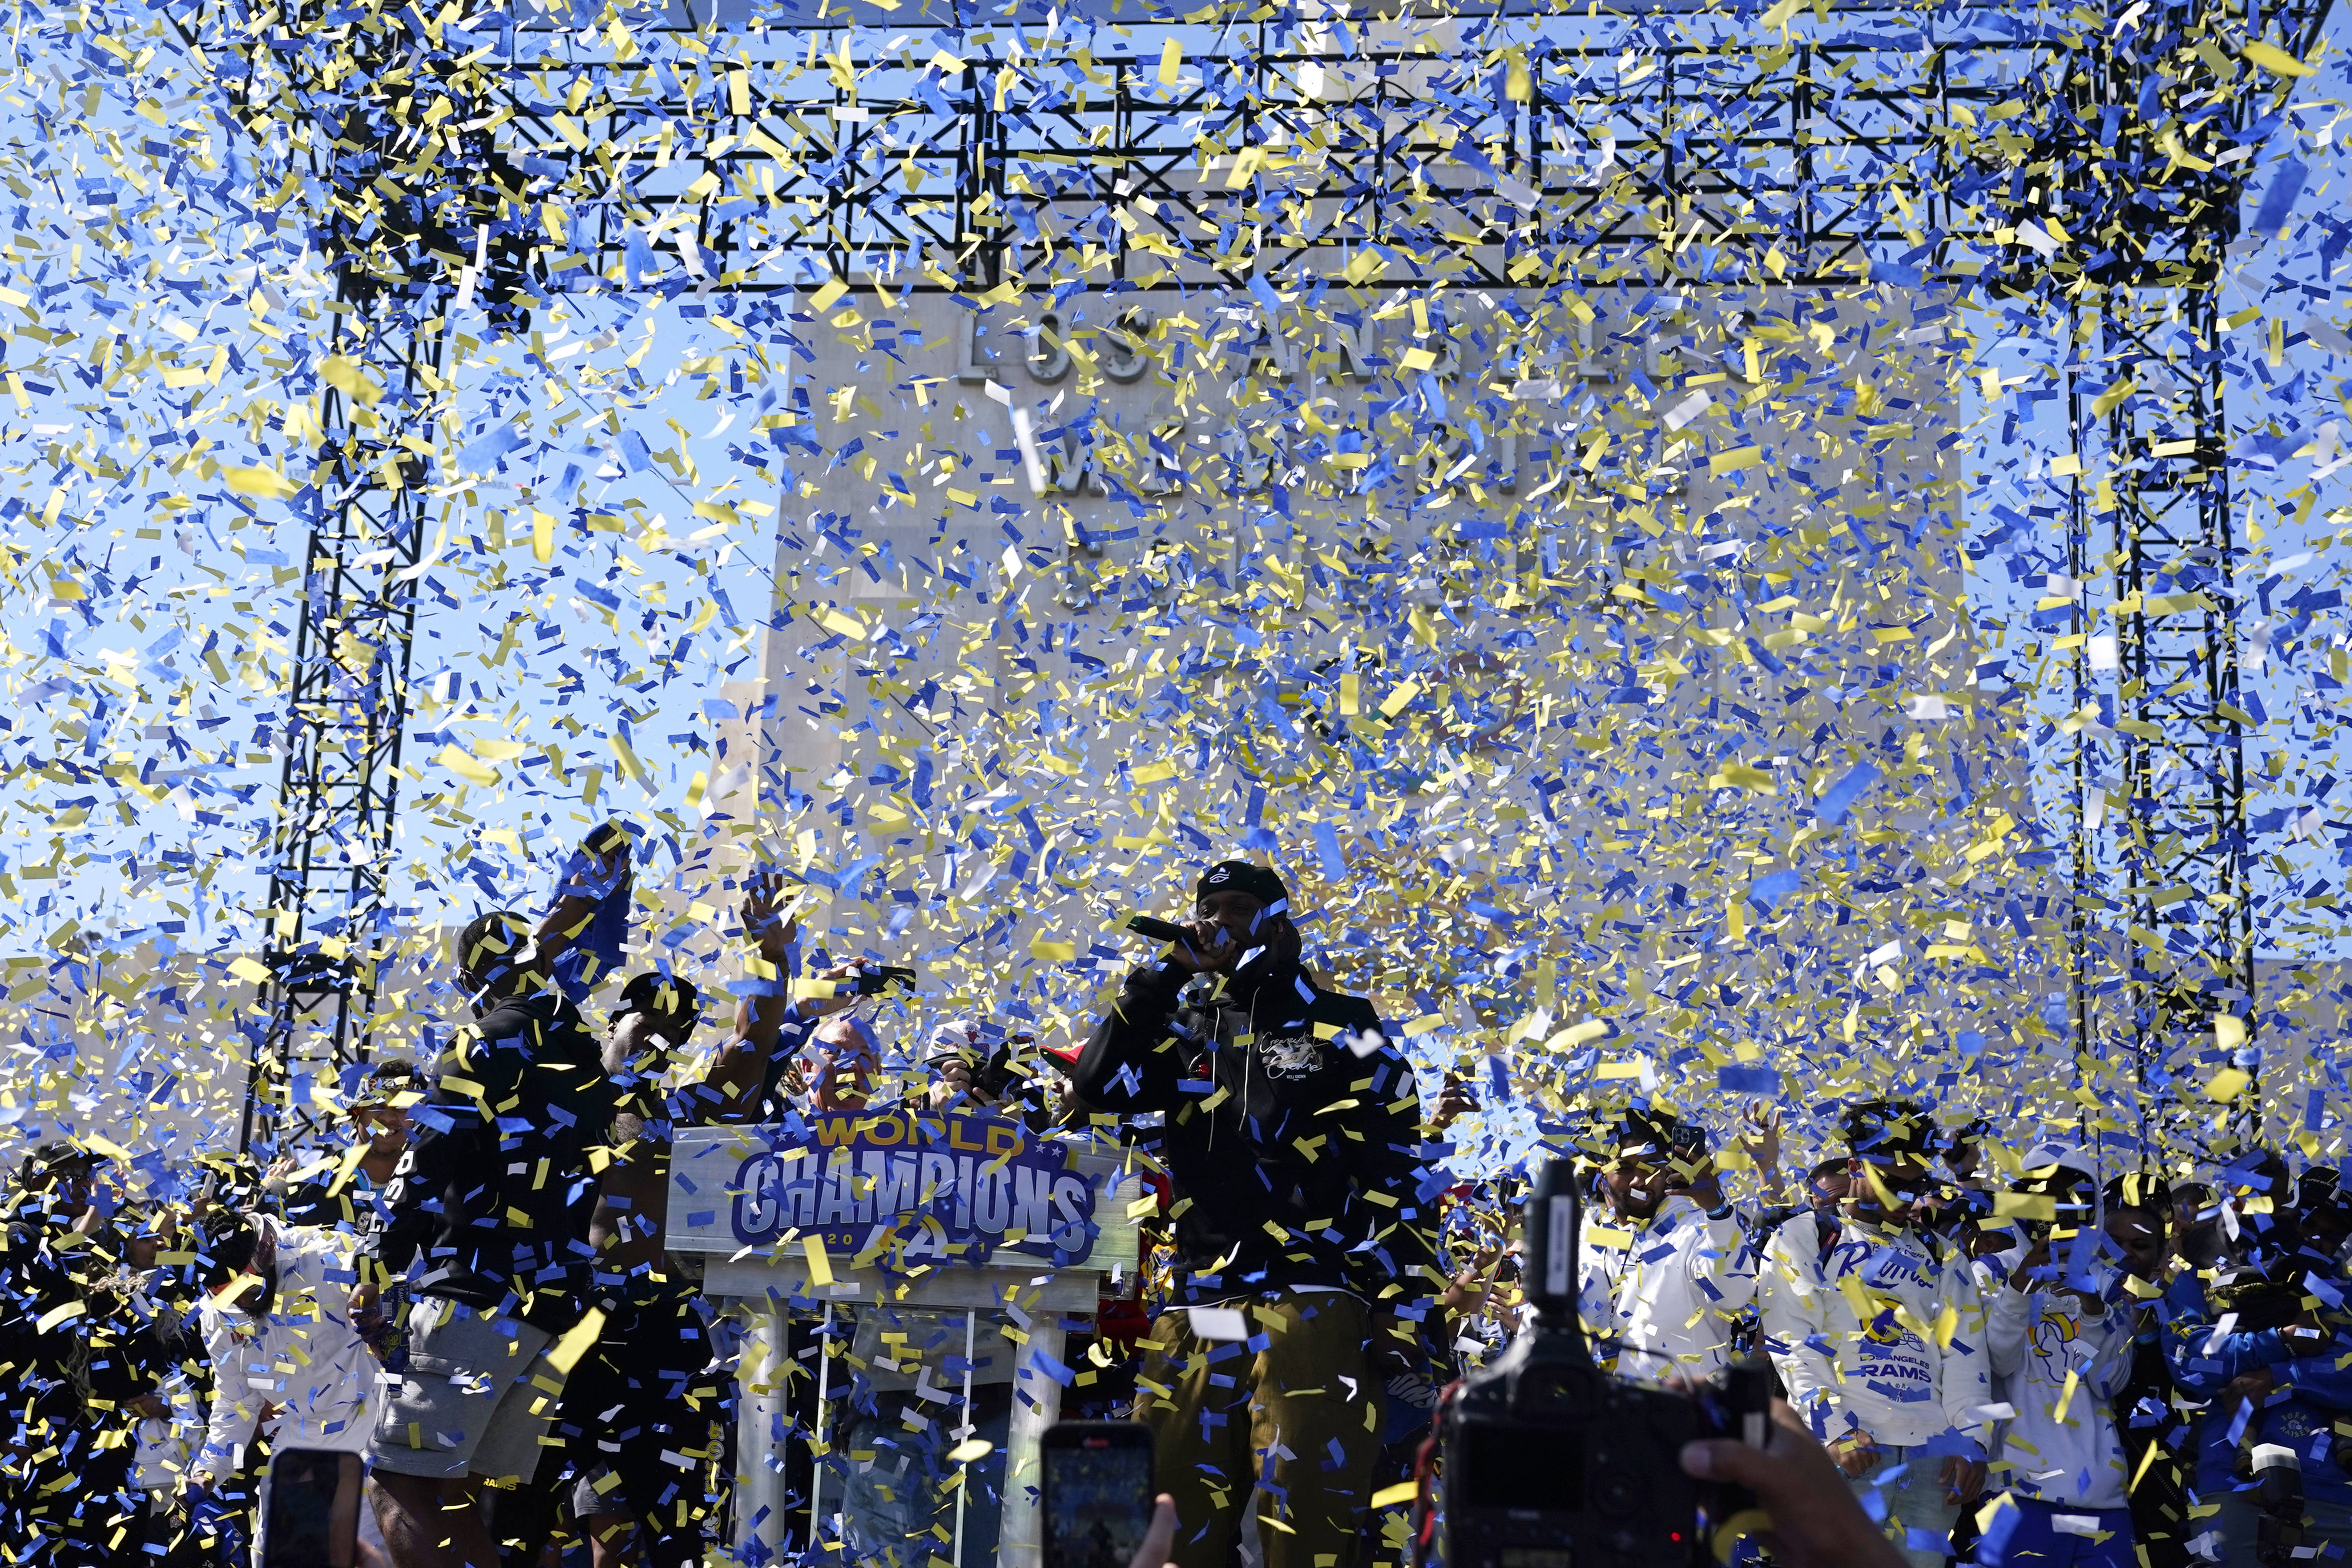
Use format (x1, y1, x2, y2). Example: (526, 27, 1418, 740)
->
(0, 0, 2348, 1557)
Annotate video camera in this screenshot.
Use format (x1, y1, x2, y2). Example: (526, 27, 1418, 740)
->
(1437, 1157, 1770, 1568)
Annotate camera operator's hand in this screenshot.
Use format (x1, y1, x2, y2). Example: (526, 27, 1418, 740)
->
(1127, 1494, 1177, 1568)
(1938, 1454, 1987, 1506)
(1681, 1400, 1907, 1568)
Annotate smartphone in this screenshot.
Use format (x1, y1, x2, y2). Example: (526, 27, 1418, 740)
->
(1126, 915, 1191, 943)
(852, 964, 918, 996)
(1667, 1124, 1710, 1165)
(1042, 1421, 1156, 1568)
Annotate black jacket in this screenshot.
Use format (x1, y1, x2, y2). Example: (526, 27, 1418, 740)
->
(1070, 961, 1438, 1307)
(377, 988, 615, 1331)
(0, 1205, 158, 1485)
(284, 1167, 390, 1239)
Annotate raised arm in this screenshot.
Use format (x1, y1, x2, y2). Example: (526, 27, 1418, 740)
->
(692, 873, 809, 1123)
(527, 819, 633, 985)
(1741, 1104, 1788, 1207)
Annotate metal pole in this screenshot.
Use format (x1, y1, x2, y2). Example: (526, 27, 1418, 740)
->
(809, 1300, 834, 1551)
(953, 1307, 977, 1567)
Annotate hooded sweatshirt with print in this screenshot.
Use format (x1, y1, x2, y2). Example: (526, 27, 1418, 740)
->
(1760, 1212, 1993, 1456)
(1069, 960, 1437, 1307)
(1980, 1259, 2138, 1510)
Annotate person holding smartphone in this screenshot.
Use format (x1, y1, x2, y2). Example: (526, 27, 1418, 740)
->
(193, 1209, 381, 1568)
(1069, 859, 1439, 1568)
(1579, 1108, 1758, 1385)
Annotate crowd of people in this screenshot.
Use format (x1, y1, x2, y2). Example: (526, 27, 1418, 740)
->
(0, 827, 2346, 1568)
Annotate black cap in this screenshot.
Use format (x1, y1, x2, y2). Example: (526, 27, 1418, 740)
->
(27, 1140, 102, 1172)
(2298, 1167, 2352, 1220)
(351, 1060, 422, 1108)
(1196, 859, 1289, 909)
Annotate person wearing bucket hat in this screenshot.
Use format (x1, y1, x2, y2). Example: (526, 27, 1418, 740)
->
(1068, 857, 1437, 1568)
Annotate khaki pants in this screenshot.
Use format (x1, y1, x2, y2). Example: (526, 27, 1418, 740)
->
(1131, 1291, 1381, 1568)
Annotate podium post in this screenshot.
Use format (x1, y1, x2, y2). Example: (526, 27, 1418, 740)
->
(1000, 1315, 1068, 1568)
(732, 1295, 791, 1561)
(669, 1112, 1141, 1568)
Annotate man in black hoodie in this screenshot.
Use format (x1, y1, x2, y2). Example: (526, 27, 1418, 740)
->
(366, 905, 616, 1568)
(1069, 859, 1440, 1568)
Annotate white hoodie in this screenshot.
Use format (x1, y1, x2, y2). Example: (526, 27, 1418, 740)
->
(1980, 1265, 2136, 1510)
(196, 1217, 378, 1479)
(1579, 1197, 1758, 1384)
(1760, 1212, 1993, 1452)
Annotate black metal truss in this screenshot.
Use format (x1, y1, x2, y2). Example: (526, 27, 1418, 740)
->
(486, 28, 2071, 296)
(2109, 282, 2257, 1128)
(237, 285, 440, 1152)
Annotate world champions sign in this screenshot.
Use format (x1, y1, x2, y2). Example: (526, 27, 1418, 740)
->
(669, 1109, 1105, 1271)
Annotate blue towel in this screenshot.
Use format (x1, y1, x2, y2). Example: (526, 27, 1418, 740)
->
(545, 830, 634, 1003)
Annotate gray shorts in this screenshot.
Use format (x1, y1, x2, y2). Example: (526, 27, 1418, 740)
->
(366, 1295, 563, 1483)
